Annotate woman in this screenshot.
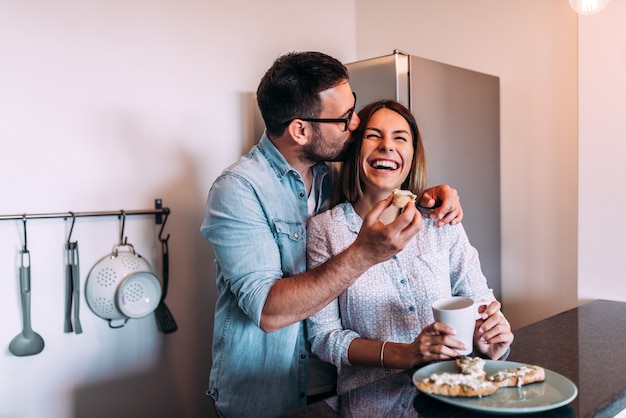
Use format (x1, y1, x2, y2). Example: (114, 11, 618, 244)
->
(306, 100, 513, 394)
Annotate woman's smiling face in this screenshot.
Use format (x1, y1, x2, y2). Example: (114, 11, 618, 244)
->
(359, 107, 414, 195)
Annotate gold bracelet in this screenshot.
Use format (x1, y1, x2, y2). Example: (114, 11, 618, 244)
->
(380, 341, 387, 369)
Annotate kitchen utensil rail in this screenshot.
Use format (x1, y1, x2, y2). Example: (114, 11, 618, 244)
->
(0, 199, 169, 224)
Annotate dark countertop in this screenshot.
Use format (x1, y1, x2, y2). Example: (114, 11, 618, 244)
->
(508, 299, 626, 417)
(281, 300, 626, 418)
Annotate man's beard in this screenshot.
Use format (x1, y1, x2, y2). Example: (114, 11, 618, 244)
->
(299, 125, 350, 164)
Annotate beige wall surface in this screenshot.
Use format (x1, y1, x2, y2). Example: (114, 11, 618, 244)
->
(578, 0, 626, 302)
(355, 0, 580, 329)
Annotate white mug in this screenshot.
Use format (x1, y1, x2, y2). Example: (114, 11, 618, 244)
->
(432, 296, 489, 356)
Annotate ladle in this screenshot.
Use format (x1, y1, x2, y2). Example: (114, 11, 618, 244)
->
(154, 213, 177, 334)
(9, 219, 45, 356)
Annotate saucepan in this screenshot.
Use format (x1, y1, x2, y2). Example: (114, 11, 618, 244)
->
(85, 243, 162, 328)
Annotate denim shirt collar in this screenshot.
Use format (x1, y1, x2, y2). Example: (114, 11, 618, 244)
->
(257, 133, 330, 183)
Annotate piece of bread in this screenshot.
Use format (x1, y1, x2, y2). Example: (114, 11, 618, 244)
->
(456, 356, 487, 379)
(416, 372, 500, 397)
(487, 365, 546, 387)
(391, 189, 417, 208)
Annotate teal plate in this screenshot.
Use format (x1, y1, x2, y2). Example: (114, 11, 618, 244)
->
(412, 360, 578, 415)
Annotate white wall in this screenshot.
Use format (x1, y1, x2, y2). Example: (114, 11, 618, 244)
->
(0, 2, 356, 418)
(578, 1, 626, 302)
(355, 0, 581, 329)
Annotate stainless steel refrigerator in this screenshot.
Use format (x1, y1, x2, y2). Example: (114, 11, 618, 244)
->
(346, 50, 501, 298)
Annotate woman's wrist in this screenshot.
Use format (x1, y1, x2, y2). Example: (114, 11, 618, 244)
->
(380, 341, 413, 370)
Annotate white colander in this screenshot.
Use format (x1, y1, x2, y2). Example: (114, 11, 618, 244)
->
(85, 244, 162, 328)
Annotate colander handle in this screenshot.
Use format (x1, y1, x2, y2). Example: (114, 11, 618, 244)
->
(112, 243, 136, 257)
(108, 318, 128, 329)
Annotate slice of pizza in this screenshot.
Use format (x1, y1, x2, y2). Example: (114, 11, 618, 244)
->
(416, 372, 500, 397)
(456, 356, 487, 379)
(488, 365, 546, 387)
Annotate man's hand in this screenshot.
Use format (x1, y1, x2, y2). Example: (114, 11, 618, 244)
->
(352, 195, 422, 266)
(419, 184, 463, 226)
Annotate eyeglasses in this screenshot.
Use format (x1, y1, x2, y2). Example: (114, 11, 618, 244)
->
(297, 92, 357, 132)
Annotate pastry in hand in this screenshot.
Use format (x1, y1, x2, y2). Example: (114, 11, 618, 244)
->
(391, 189, 417, 208)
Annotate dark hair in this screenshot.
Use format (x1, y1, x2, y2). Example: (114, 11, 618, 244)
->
(333, 99, 427, 206)
(256, 51, 349, 138)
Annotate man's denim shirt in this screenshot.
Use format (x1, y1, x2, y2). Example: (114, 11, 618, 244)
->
(201, 134, 331, 418)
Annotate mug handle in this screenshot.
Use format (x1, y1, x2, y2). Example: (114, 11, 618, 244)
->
(473, 300, 490, 320)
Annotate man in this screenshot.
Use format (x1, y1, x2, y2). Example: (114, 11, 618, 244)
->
(201, 51, 463, 418)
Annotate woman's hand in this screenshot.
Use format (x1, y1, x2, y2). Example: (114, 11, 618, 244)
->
(405, 322, 465, 366)
(418, 184, 463, 226)
(474, 300, 514, 360)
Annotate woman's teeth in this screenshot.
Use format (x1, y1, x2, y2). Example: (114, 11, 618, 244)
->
(371, 160, 398, 170)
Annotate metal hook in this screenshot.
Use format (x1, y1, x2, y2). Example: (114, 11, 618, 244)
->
(119, 210, 127, 245)
(67, 212, 76, 244)
(158, 209, 170, 244)
(22, 215, 28, 251)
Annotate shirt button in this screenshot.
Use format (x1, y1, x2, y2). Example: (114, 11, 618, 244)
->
(300, 354, 306, 359)
(299, 192, 305, 198)
(408, 306, 415, 312)
(400, 279, 406, 284)
(294, 233, 299, 239)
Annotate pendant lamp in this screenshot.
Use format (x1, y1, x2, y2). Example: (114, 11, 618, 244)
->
(569, 0, 610, 14)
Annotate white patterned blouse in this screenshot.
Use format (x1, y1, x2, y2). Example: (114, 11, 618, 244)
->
(306, 202, 494, 394)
